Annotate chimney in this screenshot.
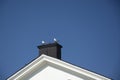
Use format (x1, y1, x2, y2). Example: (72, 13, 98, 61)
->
(37, 42, 62, 59)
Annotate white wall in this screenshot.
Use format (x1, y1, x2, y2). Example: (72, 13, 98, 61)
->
(29, 66, 84, 80)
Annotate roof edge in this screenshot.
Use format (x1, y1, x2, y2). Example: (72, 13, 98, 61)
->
(7, 54, 111, 80)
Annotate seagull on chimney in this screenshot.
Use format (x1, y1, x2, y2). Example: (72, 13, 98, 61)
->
(42, 40, 45, 44)
(54, 38, 57, 42)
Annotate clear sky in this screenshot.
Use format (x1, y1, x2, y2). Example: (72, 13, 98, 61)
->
(0, 0, 120, 80)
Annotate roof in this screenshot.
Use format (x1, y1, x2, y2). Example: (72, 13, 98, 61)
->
(7, 54, 111, 80)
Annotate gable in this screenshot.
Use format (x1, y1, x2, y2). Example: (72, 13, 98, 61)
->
(8, 54, 111, 80)
(28, 65, 84, 80)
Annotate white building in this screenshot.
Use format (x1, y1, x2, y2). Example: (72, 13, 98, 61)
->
(8, 42, 111, 80)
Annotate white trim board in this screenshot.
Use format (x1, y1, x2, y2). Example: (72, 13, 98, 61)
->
(7, 54, 111, 80)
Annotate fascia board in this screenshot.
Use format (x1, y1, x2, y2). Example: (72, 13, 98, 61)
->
(8, 54, 111, 80)
(8, 55, 47, 80)
(41, 55, 111, 80)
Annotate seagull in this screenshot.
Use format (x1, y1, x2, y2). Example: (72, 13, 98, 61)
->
(42, 40, 45, 44)
(54, 38, 57, 42)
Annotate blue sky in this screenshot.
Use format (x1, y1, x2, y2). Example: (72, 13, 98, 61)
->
(0, 0, 120, 80)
